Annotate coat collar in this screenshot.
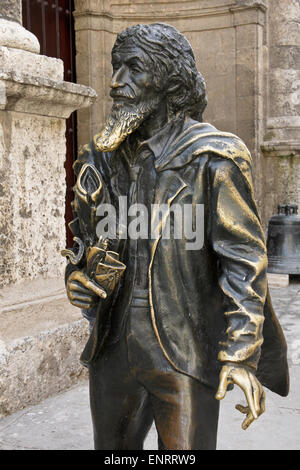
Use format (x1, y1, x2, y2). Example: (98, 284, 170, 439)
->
(151, 117, 254, 204)
(153, 118, 252, 171)
(109, 116, 254, 207)
(118, 117, 185, 165)
(136, 118, 184, 160)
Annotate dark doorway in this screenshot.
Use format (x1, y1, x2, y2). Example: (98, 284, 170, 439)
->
(22, 0, 77, 248)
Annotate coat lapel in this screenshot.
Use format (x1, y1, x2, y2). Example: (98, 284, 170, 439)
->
(148, 169, 188, 372)
(150, 170, 188, 244)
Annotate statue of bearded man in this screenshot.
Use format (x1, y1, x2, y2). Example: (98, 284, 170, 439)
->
(64, 23, 289, 450)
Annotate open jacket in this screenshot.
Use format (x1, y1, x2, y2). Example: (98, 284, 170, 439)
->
(68, 117, 289, 397)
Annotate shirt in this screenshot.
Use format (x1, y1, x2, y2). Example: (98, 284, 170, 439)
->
(108, 120, 179, 342)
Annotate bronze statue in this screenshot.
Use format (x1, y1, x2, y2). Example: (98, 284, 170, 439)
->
(63, 23, 289, 450)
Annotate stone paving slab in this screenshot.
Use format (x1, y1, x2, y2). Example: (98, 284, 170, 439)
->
(0, 368, 299, 451)
(0, 285, 299, 450)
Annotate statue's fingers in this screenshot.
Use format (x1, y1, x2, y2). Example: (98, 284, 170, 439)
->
(235, 404, 249, 415)
(69, 271, 107, 299)
(215, 367, 230, 400)
(68, 281, 94, 296)
(69, 292, 94, 304)
(242, 374, 258, 419)
(260, 388, 266, 415)
(250, 374, 261, 416)
(84, 279, 107, 299)
(236, 404, 256, 429)
(68, 271, 84, 283)
(242, 412, 255, 431)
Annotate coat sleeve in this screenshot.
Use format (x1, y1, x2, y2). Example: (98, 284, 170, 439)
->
(208, 155, 268, 370)
(67, 140, 113, 251)
(64, 141, 113, 324)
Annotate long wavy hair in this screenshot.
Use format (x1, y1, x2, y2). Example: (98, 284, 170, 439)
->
(112, 23, 207, 122)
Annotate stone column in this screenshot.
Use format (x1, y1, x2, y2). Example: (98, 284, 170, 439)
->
(0, 2, 97, 416)
(261, 0, 300, 223)
(1, 0, 21, 23)
(74, 0, 114, 146)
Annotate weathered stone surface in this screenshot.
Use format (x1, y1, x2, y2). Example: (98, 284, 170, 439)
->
(266, 0, 300, 132)
(0, 74, 97, 118)
(0, 47, 96, 288)
(269, 45, 300, 71)
(0, 278, 89, 418)
(0, 46, 64, 82)
(0, 9, 97, 417)
(0, 111, 66, 287)
(269, 70, 300, 119)
(269, 0, 300, 47)
(267, 273, 289, 288)
(0, 0, 21, 24)
(0, 46, 97, 118)
(260, 0, 300, 225)
(0, 18, 40, 53)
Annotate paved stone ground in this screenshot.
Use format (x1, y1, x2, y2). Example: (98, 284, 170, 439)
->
(0, 283, 299, 450)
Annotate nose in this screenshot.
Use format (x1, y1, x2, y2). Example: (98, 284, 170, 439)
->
(111, 65, 127, 89)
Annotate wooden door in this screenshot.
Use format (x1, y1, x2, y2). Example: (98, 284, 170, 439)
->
(22, 0, 77, 248)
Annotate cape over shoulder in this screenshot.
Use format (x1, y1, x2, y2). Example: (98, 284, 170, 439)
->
(156, 119, 254, 200)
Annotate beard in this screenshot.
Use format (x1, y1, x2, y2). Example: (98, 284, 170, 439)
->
(94, 96, 160, 152)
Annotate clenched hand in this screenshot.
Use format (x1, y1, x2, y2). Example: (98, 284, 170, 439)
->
(67, 270, 107, 309)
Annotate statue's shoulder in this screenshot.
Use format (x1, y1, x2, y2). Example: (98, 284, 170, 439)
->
(182, 118, 252, 166)
(165, 117, 254, 192)
(158, 117, 252, 177)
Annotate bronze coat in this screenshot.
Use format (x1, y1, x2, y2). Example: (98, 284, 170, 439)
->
(74, 118, 289, 397)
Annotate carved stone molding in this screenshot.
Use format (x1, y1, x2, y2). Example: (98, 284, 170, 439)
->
(0, 46, 97, 118)
(74, 0, 267, 32)
(261, 141, 300, 158)
(0, 73, 97, 119)
(0, 43, 97, 289)
(0, 18, 40, 54)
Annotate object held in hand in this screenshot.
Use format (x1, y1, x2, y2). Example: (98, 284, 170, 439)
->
(61, 160, 126, 297)
(62, 236, 126, 298)
(86, 238, 126, 297)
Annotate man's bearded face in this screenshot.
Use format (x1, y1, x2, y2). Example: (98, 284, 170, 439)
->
(95, 44, 161, 152)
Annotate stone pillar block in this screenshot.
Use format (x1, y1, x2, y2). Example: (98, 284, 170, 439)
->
(0, 6, 97, 417)
(261, 0, 300, 225)
(0, 47, 96, 288)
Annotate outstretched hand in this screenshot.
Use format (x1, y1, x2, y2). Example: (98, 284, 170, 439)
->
(215, 364, 265, 430)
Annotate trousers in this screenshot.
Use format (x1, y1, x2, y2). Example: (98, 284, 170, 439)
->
(89, 296, 220, 450)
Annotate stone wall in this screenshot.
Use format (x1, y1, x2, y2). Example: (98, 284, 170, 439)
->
(0, 53, 96, 288)
(0, 2, 97, 417)
(0, 278, 90, 417)
(73, 0, 300, 229)
(261, 0, 300, 225)
(0, 112, 66, 287)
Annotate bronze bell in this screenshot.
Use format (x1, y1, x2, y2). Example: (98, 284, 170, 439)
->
(267, 204, 300, 274)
